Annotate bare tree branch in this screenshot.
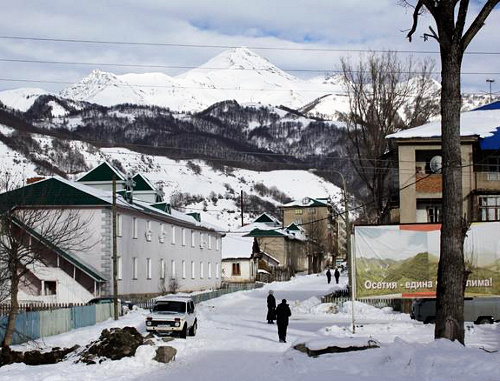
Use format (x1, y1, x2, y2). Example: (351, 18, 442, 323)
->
(407, 0, 424, 41)
(461, 0, 500, 51)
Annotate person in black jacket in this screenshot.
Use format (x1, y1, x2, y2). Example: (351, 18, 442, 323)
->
(326, 268, 332, 284)
(275, 299, 291, 343)
(334, 267, 340, 284)
(266, 290, 276, 324)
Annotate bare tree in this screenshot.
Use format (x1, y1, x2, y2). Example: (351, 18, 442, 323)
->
(404, 0, 499, 344)
(337, 51, 439, 223)
(0, 189, 93, 346)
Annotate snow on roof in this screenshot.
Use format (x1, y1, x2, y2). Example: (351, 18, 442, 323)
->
(387, 107, 500, 140)
(221, 234, 254, 259)
(281, 197, 330, 208)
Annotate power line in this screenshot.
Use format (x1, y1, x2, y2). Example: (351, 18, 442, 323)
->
(2, 57, 500, 76)
(2, 35, 500, 56)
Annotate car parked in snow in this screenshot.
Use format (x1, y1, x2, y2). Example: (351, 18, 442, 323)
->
(411, 297, 500, 324)
(145, 296, 197, 338)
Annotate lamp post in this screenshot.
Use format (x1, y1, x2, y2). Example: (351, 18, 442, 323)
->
(486, 79, 495, 103)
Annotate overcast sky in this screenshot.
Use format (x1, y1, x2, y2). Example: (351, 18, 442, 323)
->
(1, 0, 499, 94)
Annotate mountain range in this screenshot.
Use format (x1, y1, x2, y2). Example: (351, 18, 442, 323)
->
(0, 47, 352, 118)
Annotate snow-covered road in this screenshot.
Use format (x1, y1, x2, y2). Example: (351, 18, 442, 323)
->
(2, 273, 500, 381)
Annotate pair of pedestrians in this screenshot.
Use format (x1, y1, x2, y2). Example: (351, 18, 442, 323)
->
(266, 290, 291, 343)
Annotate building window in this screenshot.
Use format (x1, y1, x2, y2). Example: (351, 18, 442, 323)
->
(479, 196, 500, 221)
(191, 261, 195, 279)
(295, 218, 303, 225)
(200, 262, 204, 279)
(44, 281, 57, 296)
(294, 209, 303, 215)
(117, 256, 122, 280)
(133, 257, 138, 279)
(116, 214, 122, 237)
(171, 260, 176, 279)
(145, 220, 152, 241)
(427, 206, 442, 223)
(182, 260, 186, 279)
(308, 208, 316, 214)
(159, 223, 165, 243)
(160, 259, 165, 279)
(171, 226, 176, 245)
(208, 235, 212, 249)
(216, 262, 220, 279)
(232, 263, 241, 276)
(200, 233, 204, 249)
(182, 228, 186, 246)
(133, 217, 138, 239)
(191, 230, 195, 247)
(146, 258, 152, 279)
(208, 262, 212, 279)
(216, 237, 220, 251)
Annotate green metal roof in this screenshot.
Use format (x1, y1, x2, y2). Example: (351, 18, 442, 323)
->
(77, 162, 125, 182)
(254, 213, 275, 223)
(0, 178, 111, 213)
(244, 228, 285, 238)
(286, 223, 301, 231)
(132, 173, 155, 191)
(151, 202, 171, 214)
(187, 212, 201, 222)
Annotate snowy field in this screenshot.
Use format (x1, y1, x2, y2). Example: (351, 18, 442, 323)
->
(1, 273, 499, 381)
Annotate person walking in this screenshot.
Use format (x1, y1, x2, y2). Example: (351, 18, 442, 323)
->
(266, 290, 276, 324)
(326, 268, 332, 284)
(275, 299, 291, 343)
(334, 267, 340, 284)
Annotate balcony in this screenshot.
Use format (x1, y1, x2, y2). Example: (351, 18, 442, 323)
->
(476, 172, 500, 191)
(416, 173, 442, 195)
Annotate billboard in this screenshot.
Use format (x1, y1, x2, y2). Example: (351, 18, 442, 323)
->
(354, 222, 500, 298)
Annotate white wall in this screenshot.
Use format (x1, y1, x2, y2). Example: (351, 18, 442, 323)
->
(115, 211, 223, 295)
(221, 259, 255, 283)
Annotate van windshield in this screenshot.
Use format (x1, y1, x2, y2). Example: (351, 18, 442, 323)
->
(153, 301, 186, 313)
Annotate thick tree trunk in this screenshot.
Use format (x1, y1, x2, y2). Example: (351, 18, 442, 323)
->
(435, 47, 466, 344)
(2, 273, 20, 347)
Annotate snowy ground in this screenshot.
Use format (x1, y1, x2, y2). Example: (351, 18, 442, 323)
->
(1, 273, 500, 381)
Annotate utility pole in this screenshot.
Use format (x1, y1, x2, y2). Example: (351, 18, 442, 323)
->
(240, 190, 244, 227)
(112, 175, 119, 320)
(331, 170, 354, 332)
(486, 79, 495, 103)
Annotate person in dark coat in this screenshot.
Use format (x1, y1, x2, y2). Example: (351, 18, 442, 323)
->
(266, 290, 276, 324)
(275, 299, 291, 343)
(334, 267, 340, 284)
(326, 268, 332, 284)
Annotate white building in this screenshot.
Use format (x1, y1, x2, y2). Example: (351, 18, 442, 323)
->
(0, 165, 224, 304)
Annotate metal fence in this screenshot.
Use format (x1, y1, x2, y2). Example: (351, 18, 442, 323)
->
(131, 282, 264, 310)
(321, 294, 413, 313)
(0, 303, 114, 345)
(0, 302, 85, 316)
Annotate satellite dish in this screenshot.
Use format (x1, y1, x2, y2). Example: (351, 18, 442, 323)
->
(430, 155, 442, 174)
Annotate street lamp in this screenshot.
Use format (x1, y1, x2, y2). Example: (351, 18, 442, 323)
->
(486, 79, 495, 102)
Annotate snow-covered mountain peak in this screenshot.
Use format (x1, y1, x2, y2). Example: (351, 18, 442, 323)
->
(200, 47, 281, 71)
(60, 69, 147, 106)
(0, 87, 51, 112)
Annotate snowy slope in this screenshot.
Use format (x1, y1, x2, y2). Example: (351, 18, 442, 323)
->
(0, 88, 51, 111)
(0, 127, 343, 232)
